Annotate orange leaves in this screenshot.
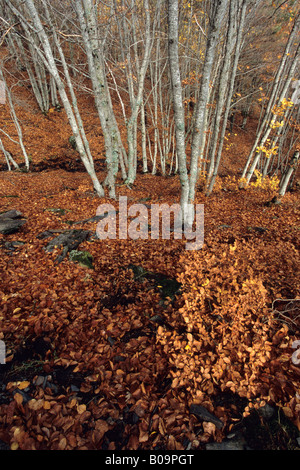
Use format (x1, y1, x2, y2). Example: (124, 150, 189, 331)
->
(13, 392, 24, 406)
(18, 380, 30, 390)
(155, 237, 299, 426)
(0, 167, 299, 450)
(92, 419, 110, 444)
(28, 398, 50, 411)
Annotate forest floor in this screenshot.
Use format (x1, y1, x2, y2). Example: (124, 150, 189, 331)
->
(0, 84, 299, 451)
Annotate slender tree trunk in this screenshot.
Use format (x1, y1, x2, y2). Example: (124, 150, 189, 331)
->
(206, 0, 248, 196)
(140, 99, 148, 173)
(74, 0, 119, 198)
(279, 150, 299, 197)
(168, 0, 190, 220)
(125, 0, 154, 185)
(0, 136, 19, 170)
(15, 0, 105, 196)
(240, 11, 300, 186)
(0, 66, 29, 170)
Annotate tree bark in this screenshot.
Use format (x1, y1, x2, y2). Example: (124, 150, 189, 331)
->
(168, 0, 190, 221)
(188, 0, 229, 204)
(19, 0, 105, 196)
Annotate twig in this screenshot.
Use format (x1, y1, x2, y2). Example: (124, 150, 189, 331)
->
(193, 14, 207, 38)
(0, 23, 19, 47)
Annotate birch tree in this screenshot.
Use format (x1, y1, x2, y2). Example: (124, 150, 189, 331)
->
(0, 1, 56, 114)
(205, 0, 249, 196)
(168, 0, 229, 219)
(168, 0, 190, 220)
(6, 0, 105, 196)
(188, 0, 229, 204)
(73, 0, 121, 198)
(278, 150, 299, 198)
(123, 0, 154, 185)
(0, 65, 29, 170)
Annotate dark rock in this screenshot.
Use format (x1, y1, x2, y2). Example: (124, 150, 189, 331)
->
(33, 375, 47, 387)
(69, 135, 77, 150)
(0, 219, 26, 235)
(190, 403, 224, 429)
(3, 241, 25, 251)
(0, 209, 23, 220)
(247, 226, 268, 233)
(257, 404, 275, 420)
(107, 336, 115, 346)
(150, 314, 165, 325)
(44, 208, 67, 215)
(206, 439, 246, 450)
(72, 212, 115, 225)
(217, 224, 232, 229)
(44, 229, 91, 263)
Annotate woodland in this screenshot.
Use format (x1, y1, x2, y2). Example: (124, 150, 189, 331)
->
(0, 0, 299, 451)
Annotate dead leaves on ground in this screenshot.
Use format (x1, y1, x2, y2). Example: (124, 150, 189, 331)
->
(0, 170, 300, 449)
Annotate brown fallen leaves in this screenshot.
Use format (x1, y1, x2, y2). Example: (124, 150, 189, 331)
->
(0, 169, 299, 450)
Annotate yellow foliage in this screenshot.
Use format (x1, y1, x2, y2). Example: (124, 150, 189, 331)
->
(256, 145, 278, 158)
(250, 170, 279, 190)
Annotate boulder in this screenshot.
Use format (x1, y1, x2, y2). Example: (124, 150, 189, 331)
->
(0, 210, 26, 234)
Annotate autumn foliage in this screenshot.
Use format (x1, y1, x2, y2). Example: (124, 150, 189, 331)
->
(0, 0, 299, 448)
(0, 167, 299, 450)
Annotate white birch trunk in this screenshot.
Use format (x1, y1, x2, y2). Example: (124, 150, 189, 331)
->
(0, 136, 19, 170)
(168, 0, 190, 220)
(125, 0, 153, 185)
(279, 150, 299, 197)
(0, 66, 29, 170)
(206, 0, 248, 196)
(75, 0, 121, 198)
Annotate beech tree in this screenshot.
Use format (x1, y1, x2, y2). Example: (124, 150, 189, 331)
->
(0, 1, 58, 114)
(0, 66, 29, 170)
(73, 0, 121, 198)
(205, 0, 249, 196)
(1, 0, 298, 203)
(168, 0, 230, 219)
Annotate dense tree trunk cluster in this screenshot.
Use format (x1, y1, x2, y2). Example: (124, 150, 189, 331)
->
(0, 0, 299, 214)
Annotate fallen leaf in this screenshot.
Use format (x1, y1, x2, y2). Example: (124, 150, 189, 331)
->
(77, 403, 86, 414)
(17, 380, 30, 390)
(14, 392, 23, 405)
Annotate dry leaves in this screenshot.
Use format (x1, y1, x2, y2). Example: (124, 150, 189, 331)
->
(0, 130, 299, 449)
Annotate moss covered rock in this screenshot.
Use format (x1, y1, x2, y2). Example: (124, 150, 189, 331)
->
(69, 250, 93, 269)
